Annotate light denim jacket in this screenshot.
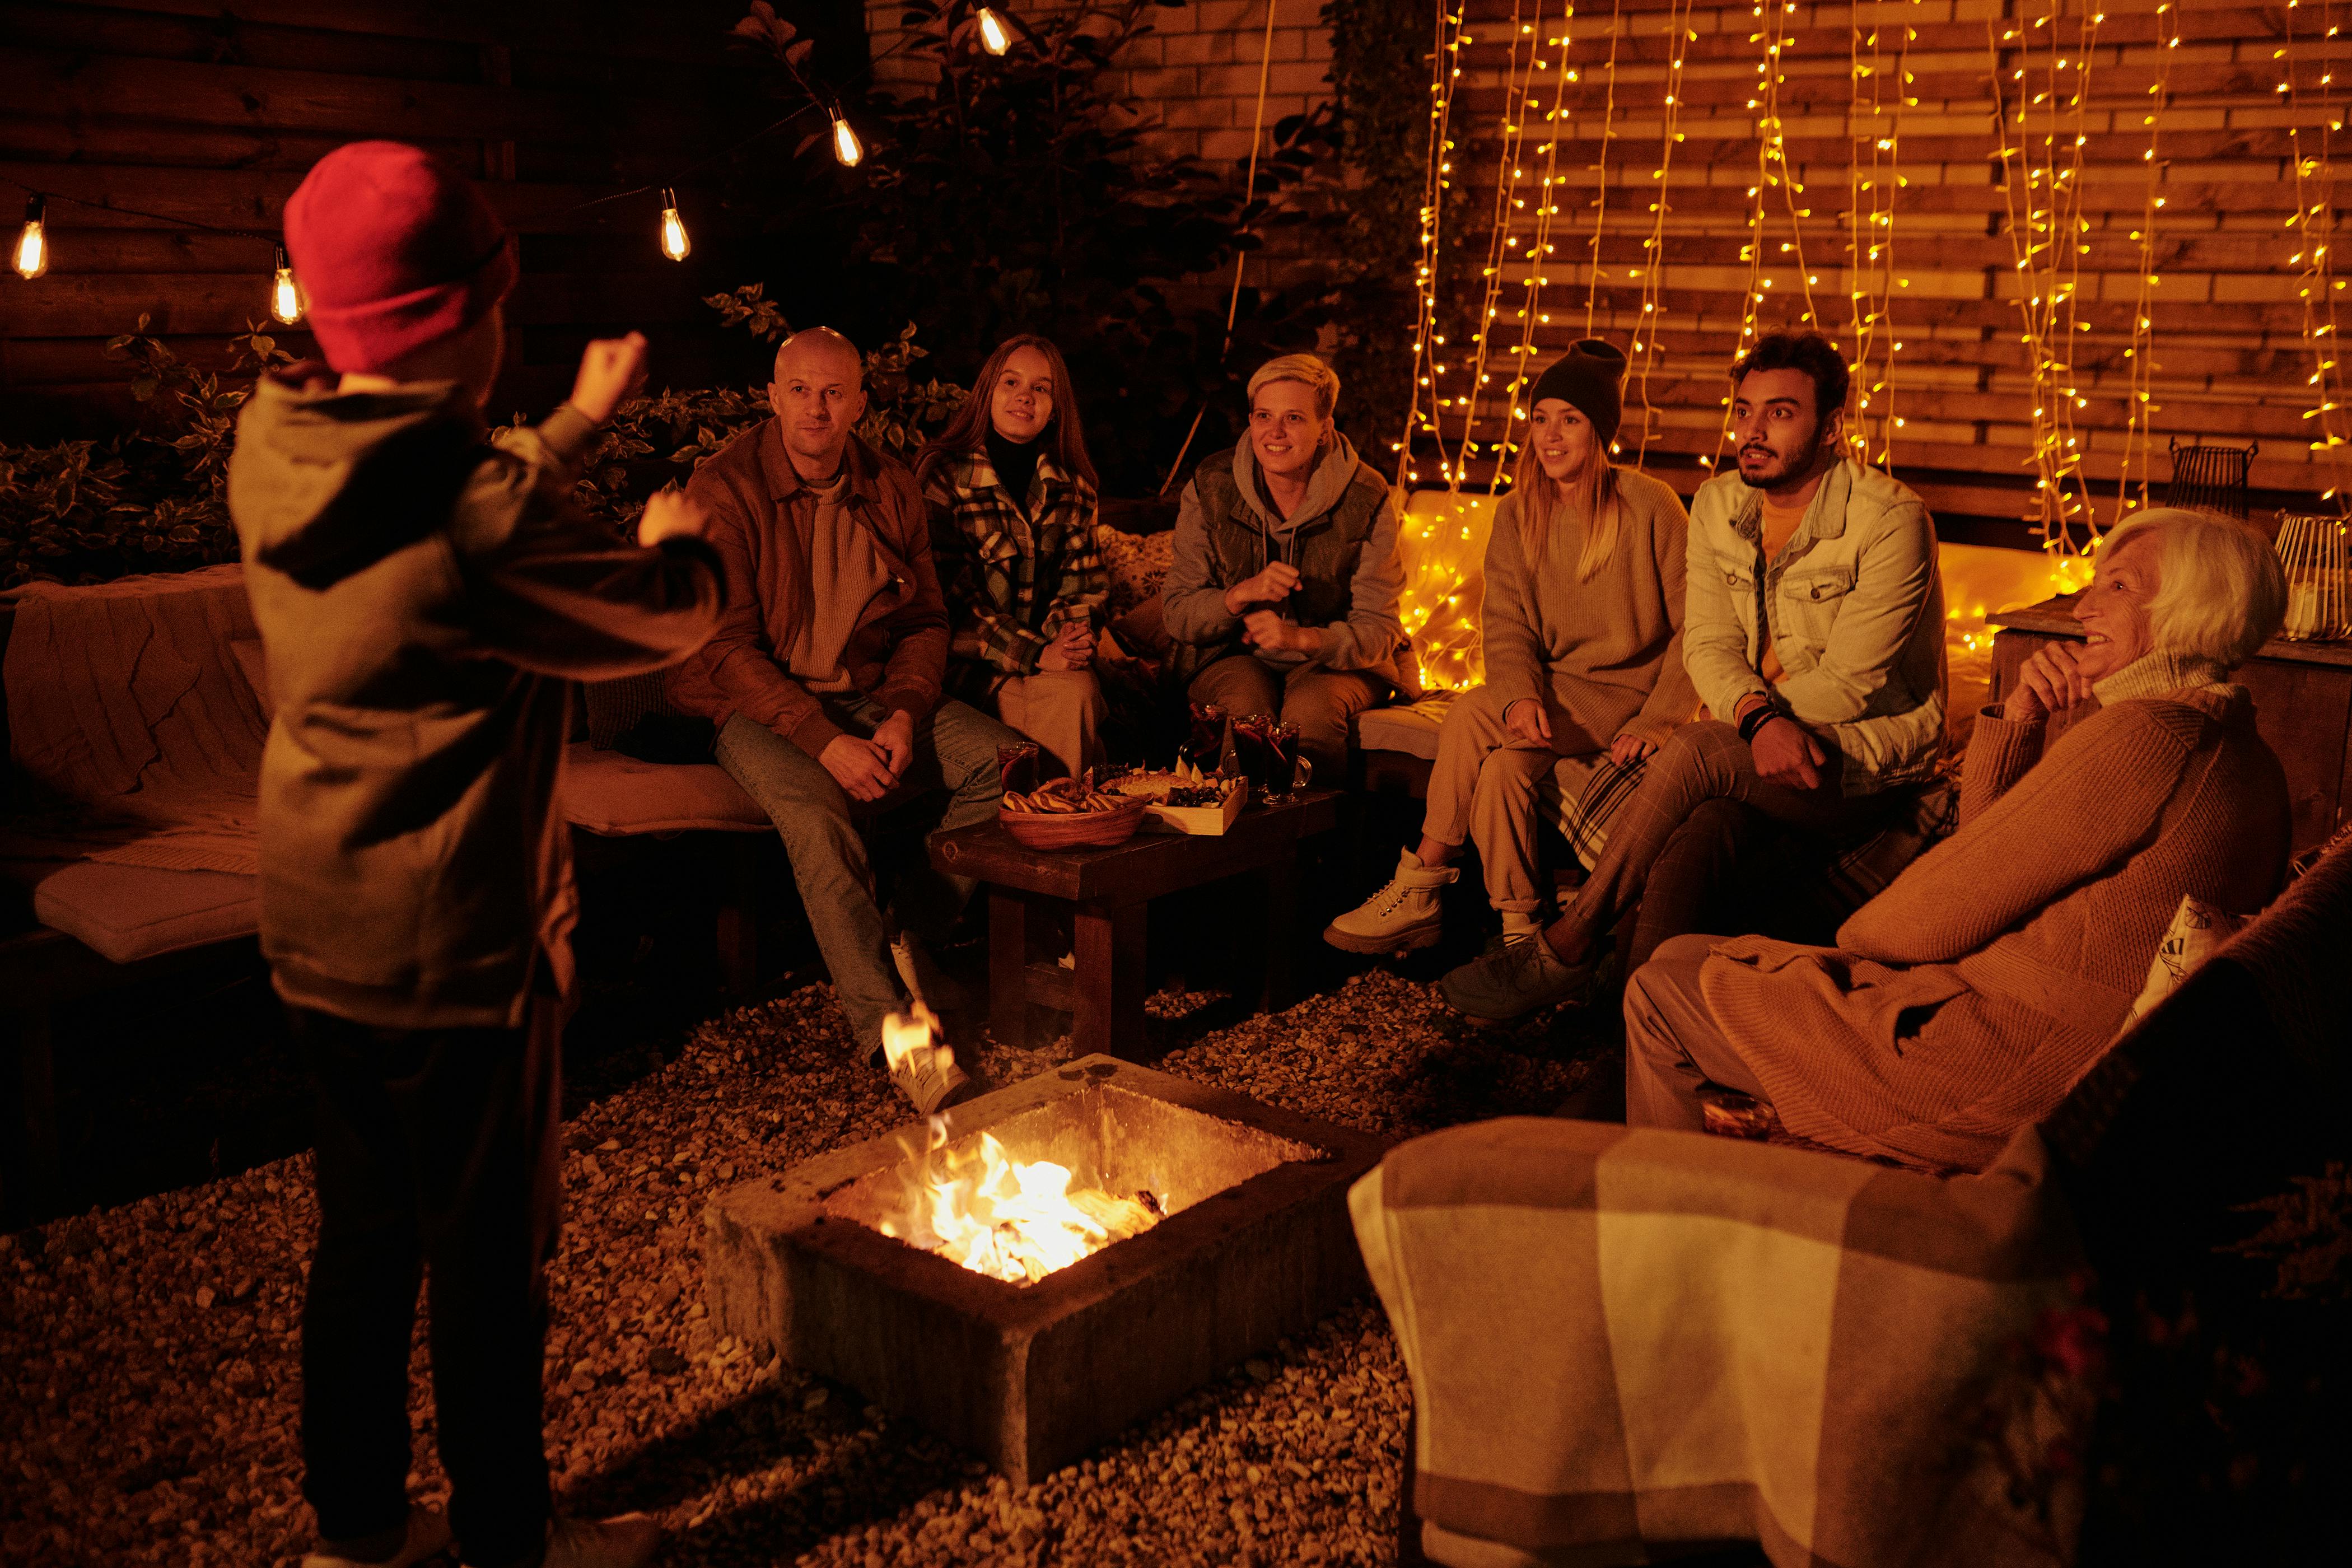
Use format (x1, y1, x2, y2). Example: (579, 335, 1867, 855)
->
(1682, 458, 1945, 793)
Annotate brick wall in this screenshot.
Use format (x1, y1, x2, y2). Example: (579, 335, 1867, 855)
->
(864, 1, 1336, 168)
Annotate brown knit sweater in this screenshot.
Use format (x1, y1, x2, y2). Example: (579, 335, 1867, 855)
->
(1696, 650, 2290, 1172)
(1481, 469, 1700, 752)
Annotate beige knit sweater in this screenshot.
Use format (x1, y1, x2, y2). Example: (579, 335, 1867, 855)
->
(1696, 649, 2290, 1172)
(1481, 469, 1700, 752)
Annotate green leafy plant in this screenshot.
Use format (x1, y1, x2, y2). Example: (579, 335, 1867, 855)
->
(0, 318, 292, 588)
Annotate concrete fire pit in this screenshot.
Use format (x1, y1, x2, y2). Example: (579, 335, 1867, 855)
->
(702, 1055, 1387, 1485)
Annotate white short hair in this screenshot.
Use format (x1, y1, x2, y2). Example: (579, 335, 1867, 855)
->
(2101, 507, 2286, 668)
(1248, 353, 1340, 419)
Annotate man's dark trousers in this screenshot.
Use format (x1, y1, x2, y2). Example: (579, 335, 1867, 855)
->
(292, 997, 562, 1568)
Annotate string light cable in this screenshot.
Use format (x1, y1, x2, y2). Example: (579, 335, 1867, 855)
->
(2284, 0, 2352, 508)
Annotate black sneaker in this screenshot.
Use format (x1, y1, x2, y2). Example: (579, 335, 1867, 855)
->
(1440, 936, 1596, 1022)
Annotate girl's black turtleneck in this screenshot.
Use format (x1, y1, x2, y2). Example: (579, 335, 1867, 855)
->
(985, 426, 1041, 516)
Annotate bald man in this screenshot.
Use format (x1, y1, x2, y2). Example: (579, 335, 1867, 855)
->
(667, 329, 1019, 1112)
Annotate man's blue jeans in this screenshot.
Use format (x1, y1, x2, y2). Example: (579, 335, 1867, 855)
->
(716, 694, 1017, 1053)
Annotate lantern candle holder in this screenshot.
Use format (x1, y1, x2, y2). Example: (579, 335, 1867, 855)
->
(2275, 514, 2351, 642)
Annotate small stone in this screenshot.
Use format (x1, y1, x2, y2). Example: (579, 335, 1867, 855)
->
(596, 1138, 621, 1152)
(194, 1286, 216, 1309)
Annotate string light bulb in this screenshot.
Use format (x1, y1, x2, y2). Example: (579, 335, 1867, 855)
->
(830, 112, 864, 169)
(269, 244, 302, 324)
(976, 6, 1011, 55)
(13, 194, 48, 280)
(658, 188, 690, 262)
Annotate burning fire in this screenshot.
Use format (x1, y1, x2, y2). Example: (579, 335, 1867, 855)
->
(875, 1014, 1161, 1284)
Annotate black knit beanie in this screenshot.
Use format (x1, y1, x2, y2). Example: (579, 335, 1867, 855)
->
(1527, 338, 1628, 446)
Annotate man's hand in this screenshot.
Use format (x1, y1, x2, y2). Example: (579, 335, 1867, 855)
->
(1504, 698, 1552, 746)
(870, 709, 916, 782)
(1243, 611, 1322, 657)
(1036, 621, 1095, 673)
(820, 734, 897, 802)
(570, 332, 650, 425)
(636, 487, 708, 548)
(1750, 715, 1830, 790)
(1609, 732, 1656, 767)
(2005, 640, 2094, 724)
(1223, 562, 1302, 616)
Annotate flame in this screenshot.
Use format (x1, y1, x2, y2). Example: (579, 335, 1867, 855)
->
(912, 1121, 1160, 1285)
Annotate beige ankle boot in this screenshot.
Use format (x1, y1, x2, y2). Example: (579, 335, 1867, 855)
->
(1323, 850, 1459, 955)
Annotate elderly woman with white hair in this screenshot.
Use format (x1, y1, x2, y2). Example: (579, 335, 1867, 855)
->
(1161, 353, 1409, 780)
(1617, 507, 2293, 1172)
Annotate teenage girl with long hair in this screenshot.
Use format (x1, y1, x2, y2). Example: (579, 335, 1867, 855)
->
(916, 334, 1110, 776)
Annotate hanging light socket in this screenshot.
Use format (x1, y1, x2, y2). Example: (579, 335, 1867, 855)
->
(269, 244, 304, 325)
(658, 187, 691, 262)
(976, 6, 1012, 55)
(14, 193, 49, 280)
(830, 112, 864, 169)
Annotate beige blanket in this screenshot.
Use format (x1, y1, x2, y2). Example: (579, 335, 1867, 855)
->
(1352, 1119, 2092, 1567)
(2, 564, 263, 875)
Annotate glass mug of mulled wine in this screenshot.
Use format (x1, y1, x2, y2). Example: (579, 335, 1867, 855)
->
(997, 741, 1040, 796)
(1179, 702, 1230, 776)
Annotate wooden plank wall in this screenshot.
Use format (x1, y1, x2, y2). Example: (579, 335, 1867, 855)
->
(1440, 0, 2350, 539)
(0, 0, 781, 437)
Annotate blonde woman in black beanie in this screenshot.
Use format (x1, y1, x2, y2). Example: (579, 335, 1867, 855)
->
(1326, 339, 1701, 956)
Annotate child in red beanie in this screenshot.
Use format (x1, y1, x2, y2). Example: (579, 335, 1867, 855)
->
(230, 141, 722, 1568)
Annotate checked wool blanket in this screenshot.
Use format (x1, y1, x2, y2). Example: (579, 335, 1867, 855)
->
(1352, 1119, 2088, 1568)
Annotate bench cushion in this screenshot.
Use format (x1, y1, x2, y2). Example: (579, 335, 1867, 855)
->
(8, 860, 258, 965)
(559, 743, 770, 836)
(1355, 694, 1455, 760)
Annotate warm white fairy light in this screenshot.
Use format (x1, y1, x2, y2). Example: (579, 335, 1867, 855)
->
(269, 244, 302, 324)
(1580, 0, 1623, 337)
(2115, 3, 2178, 523)
(1989, 2, 2104, 573)
(976, 6, 1012, 55)
(1844, 3, 1917, 468)
(1626, 1, 1694, 464)
(1392, 7, 1474, 492)
(2285, 0, 2352, 509)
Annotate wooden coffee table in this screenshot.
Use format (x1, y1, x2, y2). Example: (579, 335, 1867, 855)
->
(928, 788, 1341, 1058)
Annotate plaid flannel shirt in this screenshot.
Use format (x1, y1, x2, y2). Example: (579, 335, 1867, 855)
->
(923, 447, 1107, 692)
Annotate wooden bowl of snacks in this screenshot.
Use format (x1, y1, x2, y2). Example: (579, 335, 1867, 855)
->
(998, 774, 1150, 850)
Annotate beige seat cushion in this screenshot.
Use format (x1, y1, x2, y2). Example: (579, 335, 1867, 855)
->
(559, 743, 770, 836)
(1355, 694, 1457, 760)
(13, 860, 258, 964)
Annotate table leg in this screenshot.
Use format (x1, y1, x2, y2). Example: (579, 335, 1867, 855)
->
(1071, 900, 1147, 1060)
(990, 890, 1029, 1049)
(1260, 852, 1299, 1013)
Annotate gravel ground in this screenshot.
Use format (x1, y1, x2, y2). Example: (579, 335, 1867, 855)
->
(2, 967, 1609, 1567)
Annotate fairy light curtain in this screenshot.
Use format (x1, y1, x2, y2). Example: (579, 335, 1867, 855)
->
(1403, 2, 2352, 611)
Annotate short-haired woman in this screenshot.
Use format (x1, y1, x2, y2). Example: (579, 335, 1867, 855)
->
(1324, 340, 1700, 954)
(1160, 353, 1409, 781)
(1619, 508, 2293, 1172)
(918, 334, 1109, 777)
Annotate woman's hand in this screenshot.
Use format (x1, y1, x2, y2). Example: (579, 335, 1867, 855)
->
(636, 487, 707, 547)
(1608, 732, 1656, 768)
(1223, 562, 1302, 616)
(1504, 699, 1552, 746)
(2006, 640, 2094, 723)
(1037, 621, 1095, 673)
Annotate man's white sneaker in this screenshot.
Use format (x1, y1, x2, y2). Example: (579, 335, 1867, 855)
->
(464, 1513, 664, 1568)
(304, 1504, 450, 1568)
(1323, 850, 1458, 955)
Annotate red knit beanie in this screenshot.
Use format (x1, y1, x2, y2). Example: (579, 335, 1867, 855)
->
(284, 141, 517, 374)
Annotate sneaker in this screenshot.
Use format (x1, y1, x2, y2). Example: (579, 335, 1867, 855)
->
(304, 1505, 450, 1568)
(1440, 934, 1596, 1023)
(1323, 851, 1459, 955)
(465, 1513, 664, 1568)
(880, 1003, 979, 1117)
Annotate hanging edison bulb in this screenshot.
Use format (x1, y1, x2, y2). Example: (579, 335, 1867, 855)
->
(269, 244, 304, 325)
(14, 194, 49, 280)
(658, 187, 690, 262)
(830, 112, 864, 169)
(976, 6, 1011, 54)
